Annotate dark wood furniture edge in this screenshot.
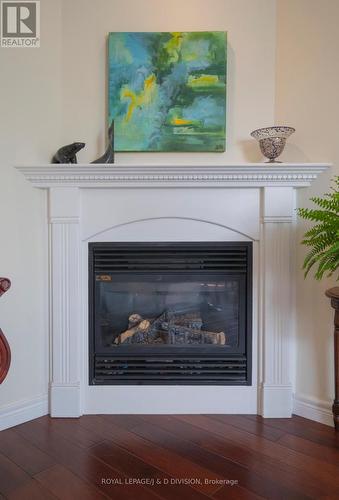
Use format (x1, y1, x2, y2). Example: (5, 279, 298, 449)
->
(0, 277, 11, 383)
(325, 286, 339, 431)
(0, 328, 11, 383)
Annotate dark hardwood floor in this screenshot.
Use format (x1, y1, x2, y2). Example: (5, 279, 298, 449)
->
(0, 414, 338, 499)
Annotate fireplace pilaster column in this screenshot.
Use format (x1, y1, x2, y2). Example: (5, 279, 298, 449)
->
(261, 187, 294, 418)
(49, 188, 81, 417)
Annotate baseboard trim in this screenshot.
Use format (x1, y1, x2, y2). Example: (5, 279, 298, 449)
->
(261, 383, 293, 418)
(0, 392, 333, 429)
(0, 394, 49, 431)
(293, 393, 334, 427)
(85, 385, 258, 415)
(50, 383, 80, 417)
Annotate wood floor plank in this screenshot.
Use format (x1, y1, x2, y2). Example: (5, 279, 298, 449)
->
(0, 452, 32, 497)
(6, 478, 57, 500)
(292, 415, 336, 434)
(207, 415, 285, 442)
(101, 414, 142, 431)
(135, 414, 335, 498)
(278, 432, 339, 465)
(246, 415, 339, 448)
(213, 485, 265, 500)
(0, 428, 55, 475)
(175, 415, 339, 496)
(89, 438, 209, 500)
(32, 416, 105, 449)
(35, 464, 108, 500)
(271, 414, 336, 436)
(118, 417, 318, 500)
(80, 415, 222, 495)
(12, 419, 159, 500)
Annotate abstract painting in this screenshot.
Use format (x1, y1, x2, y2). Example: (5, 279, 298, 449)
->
(108, 32, 227, 152)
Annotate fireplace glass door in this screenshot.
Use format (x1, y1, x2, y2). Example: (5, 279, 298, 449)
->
(96, 274, 244, 350)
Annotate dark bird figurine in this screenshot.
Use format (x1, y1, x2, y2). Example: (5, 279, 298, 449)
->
(91, 119, 115, 164)
(52, 142, 85, 164)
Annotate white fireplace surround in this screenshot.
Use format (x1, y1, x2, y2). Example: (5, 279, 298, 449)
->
(17, 162, 329, 418)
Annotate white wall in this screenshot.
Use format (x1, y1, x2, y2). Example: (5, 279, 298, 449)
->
(0, 0, 62, 414)
(275, 0, 339, 416)
(61, 0, 277, 164)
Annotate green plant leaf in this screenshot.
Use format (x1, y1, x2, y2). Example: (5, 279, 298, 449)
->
(298, 177, 339, 280)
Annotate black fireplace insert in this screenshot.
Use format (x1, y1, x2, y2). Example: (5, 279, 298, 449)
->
(89, 242, 252, 385)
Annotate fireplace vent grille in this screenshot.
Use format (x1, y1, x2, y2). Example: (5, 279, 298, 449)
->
(93, 355, 247, 385)
(92, 243, 249, 274)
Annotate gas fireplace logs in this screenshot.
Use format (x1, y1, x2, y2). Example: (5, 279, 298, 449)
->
(114, 306, 226, 346)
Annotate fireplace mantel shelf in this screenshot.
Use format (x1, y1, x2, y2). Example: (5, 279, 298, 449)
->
(16, 163, 330, 188)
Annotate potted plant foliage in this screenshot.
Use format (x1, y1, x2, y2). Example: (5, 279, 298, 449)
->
(298, 176, 339, 280)
(297, 176, 339, 430)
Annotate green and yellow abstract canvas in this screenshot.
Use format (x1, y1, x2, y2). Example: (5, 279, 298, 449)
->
(108, 31, 227, 152)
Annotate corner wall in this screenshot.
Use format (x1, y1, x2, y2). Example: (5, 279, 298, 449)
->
(275, 0, 339, 424)
(0, 0, 62, 427)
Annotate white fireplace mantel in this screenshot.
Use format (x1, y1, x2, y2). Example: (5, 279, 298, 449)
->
(16, 162, 329, 188)
(17, 162, 330, 419)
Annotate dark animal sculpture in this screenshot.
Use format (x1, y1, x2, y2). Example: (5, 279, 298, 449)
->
(91, 119, 115, 164)
(0, 278, 11, 384)
(52, 142, 85, 164)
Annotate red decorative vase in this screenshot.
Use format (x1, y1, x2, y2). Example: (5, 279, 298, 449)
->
(0, 278, 11, 383)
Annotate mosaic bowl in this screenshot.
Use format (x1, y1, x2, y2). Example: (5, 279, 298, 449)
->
(251, 126, 295, 163)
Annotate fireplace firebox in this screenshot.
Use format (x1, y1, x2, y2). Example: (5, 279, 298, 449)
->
(89, 242, 252, 385)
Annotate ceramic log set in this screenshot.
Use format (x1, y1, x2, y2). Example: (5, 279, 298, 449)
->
(0, 278, 11, 383)
(251, 126, 295, 163)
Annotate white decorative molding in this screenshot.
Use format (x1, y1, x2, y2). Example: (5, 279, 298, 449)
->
(293, 393, 333, 427)
(260, 187, 294, 417)
(262, 216, 293, 224)
(15, 163, 330, 188)
(49, 188, 81, 417)
(0, 394, 48, 431)
(50, 216, 80, 224)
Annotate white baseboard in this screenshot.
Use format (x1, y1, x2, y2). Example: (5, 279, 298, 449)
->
(0, 394, 49, 431)
(50, 383, 80, 417)
(0, 392, 333, 429)
(85, 385, 258, 415)
(293, 393, 334, 427)
(261, 383, 293, 418)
